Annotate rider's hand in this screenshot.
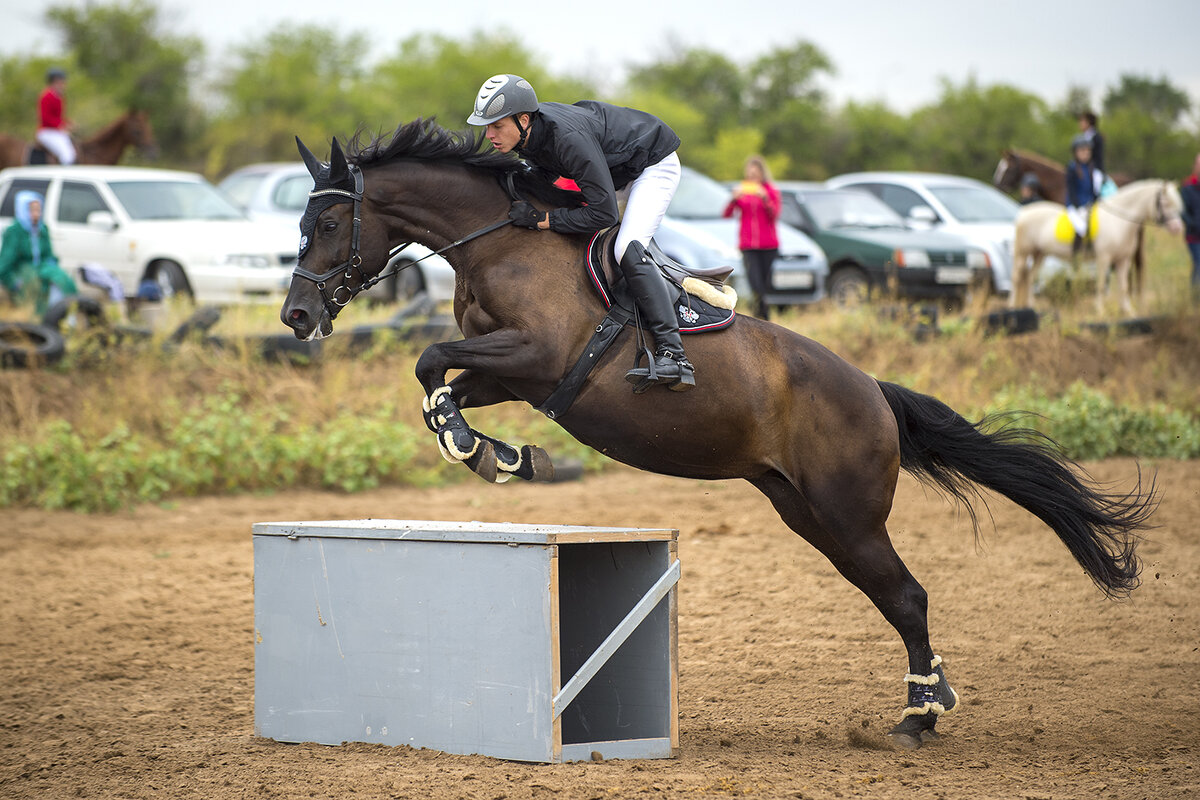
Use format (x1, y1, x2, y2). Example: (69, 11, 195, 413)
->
(508, 201, 544, 230)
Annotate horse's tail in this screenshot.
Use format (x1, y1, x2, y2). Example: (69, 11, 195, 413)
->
(876, 380, 1155, 598)
(1133, 226, 1145, 297)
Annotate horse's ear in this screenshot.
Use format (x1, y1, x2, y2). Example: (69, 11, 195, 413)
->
(328, 138, 350, 185)
(297, 137, 323, 180)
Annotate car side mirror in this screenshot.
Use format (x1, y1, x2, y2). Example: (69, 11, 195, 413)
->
(86, 211, 118, 231)
(907, 206, 938, 226)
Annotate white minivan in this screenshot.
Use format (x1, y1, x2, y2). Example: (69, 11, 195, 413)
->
(0, 165, 297, 304)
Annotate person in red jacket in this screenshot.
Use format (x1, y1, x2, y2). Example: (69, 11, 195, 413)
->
(723, 156, 780, 319)
(36, 67, 76, 165)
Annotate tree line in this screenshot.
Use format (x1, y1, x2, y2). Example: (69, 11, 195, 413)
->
(2, 0, 1196, 188)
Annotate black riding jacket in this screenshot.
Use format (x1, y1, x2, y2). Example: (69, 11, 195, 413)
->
(516, 101, 680, 235)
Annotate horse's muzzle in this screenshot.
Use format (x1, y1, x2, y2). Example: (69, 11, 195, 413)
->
(280, 298, 333, 341)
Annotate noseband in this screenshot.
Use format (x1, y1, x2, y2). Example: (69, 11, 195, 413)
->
(291, 165, 524, 323)
(290, 165, 368, 321)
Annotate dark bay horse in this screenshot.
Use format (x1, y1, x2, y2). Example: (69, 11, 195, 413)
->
(0, 109, 157, 169)
(280, 120, 1155, 750)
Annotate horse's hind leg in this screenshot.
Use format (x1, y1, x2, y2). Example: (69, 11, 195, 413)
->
(751, 472, 958, 749)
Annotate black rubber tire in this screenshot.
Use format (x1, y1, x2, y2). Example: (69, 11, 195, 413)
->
(828, 267, 870, 308)
(166, 305, 222, 345)
(0, 321, 66, 368)
(41, 295, 108, 332)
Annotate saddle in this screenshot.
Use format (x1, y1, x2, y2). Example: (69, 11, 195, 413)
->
(585, 228, 737, 330)
(27, 144, 52, 165)
(1055, 206, 1100, 245)
(535, 229, 737, 419)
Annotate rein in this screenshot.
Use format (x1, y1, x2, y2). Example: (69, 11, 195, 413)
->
(1095, 182, 1172, 228)
(291, 163, 514, 321)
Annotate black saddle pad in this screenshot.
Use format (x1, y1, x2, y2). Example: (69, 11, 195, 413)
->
(585, 229, 735, 334)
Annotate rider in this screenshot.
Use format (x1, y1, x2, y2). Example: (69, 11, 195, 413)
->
(466, 74, 695, 392)
(1065, 134, 1105, 253)
(1076, 110, 1105, 175)
(36, 67, 76, 165)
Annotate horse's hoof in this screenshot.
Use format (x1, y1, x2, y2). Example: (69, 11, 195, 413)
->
(918, 728, 941, 744)
(464, 440, 498, 483)
(887, 731, 923, 751)
(521, 445, 555, 482)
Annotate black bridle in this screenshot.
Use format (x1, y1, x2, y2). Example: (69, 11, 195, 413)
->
(290, 163, 516, 322)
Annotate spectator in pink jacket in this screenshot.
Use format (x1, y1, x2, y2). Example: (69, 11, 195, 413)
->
(723, 156, 780, 319)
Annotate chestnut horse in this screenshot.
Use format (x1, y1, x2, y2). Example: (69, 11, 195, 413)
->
(0, 109, 157, 169)
(280, 121, 1155, 750)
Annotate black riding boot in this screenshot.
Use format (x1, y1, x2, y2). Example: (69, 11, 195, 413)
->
(620, 241, 696, 392)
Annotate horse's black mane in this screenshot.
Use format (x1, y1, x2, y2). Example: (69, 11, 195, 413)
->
(346, 118, 583, 208)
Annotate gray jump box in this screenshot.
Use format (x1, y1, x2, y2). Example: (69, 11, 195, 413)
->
(252, 519, 680, 763)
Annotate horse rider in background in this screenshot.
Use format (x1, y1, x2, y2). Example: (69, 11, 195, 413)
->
(466, 74, 695, 393)
(1018, 173, 1043, 205)
(36, 67, 76, 165)
(1077, 110, 1105, 175)
(1065, 135, 1105, 254)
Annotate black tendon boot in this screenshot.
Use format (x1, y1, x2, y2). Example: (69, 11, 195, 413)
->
(620, 241, 696, 392)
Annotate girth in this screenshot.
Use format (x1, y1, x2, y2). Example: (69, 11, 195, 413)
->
(535, 230, 737, 419)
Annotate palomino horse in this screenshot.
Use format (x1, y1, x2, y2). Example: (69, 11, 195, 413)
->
(280, 120, 1156, 750)
(0, 109, 157, 169)
(1012, 180, 1183, 314)
(995, 148, 1148, 300)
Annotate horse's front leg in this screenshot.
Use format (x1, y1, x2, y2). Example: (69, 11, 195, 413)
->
(416, 330, 555, 483)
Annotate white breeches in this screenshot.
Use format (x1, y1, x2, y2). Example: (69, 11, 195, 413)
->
(614, 151, 681, 263)
(35, 129, 76, 165)
(1067, 206, 1089, 237)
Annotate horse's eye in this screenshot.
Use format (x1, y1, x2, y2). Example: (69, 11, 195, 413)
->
(321, 220, 338, 233)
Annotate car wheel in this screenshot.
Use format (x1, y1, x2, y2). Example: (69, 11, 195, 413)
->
(151, 260, 193, 302)
(828, 267, 870, 308)
(0, 321, 66, 368)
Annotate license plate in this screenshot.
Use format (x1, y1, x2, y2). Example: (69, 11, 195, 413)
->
(935, 267, 971, 284)
(772, 271, 814, 290)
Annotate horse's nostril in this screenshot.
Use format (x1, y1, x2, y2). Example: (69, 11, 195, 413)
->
(290, 309, 305, 321)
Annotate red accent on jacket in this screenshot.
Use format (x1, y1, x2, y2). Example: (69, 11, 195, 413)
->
(39, 89, 64, 129)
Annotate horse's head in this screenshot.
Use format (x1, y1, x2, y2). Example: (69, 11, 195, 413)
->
(125, 110, 159, 159)
(993, 149, 1021, 192)
(1161, 182, 1185, 236)
(280, 137, 393, 340)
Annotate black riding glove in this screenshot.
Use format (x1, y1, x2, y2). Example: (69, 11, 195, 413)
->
(508, 201, 544, 229)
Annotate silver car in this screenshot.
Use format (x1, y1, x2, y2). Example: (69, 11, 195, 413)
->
(665, 166, 829, 305)
(826, 171, 1021, 294)
(219, 162, 457, 305)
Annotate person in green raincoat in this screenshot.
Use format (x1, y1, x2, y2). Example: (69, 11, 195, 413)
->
(0, 190, 77, 315)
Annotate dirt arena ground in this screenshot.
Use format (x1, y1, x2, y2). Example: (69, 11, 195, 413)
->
(2, 458, 1197, 800)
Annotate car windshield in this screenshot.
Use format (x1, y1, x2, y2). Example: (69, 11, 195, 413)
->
(926, 185, 1018, 223)
(217, 173, 264, 210)
(802, 191, 906, 230)
(667, 168, 731, 219)
(108, 180, 246, 221)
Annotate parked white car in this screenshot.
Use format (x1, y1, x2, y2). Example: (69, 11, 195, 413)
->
(219, 162, 457, 306)
(826, 172, 1021, 294)
(0, 165, 297, 304)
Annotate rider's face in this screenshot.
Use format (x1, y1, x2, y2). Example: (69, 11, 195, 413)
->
(484, 115, 527, 153)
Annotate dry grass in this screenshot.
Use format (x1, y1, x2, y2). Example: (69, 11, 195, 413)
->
(1, 227, 1196, 447)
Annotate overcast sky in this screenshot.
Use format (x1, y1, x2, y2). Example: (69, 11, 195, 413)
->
(3, 0, 1199, 115)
